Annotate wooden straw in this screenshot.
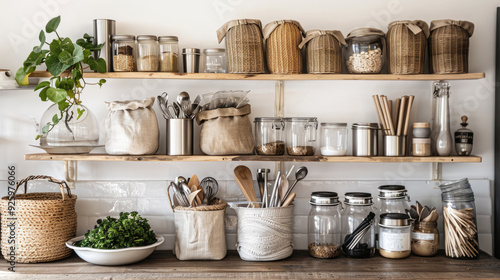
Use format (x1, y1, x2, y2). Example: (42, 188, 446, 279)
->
(395, 98, 401, 129)
(381, 95, 395, 135)
(372, 95, 388, 135)
(388, 100, 392, 121)
(403, 95, 415, 136)
(396, 96, 407, 136)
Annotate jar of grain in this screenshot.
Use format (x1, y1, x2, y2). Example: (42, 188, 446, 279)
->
(344, 28, 386, 74)
(411, 221, 439, 257)
(308, 192, 342, 259)
(284, 117, 318, 156)
(137, 35, 159, 72)
(254, 118, 285, 155)
(158, 36, 179, 72)
(378, 213, 411, 259)
(112, 35, 136, 72)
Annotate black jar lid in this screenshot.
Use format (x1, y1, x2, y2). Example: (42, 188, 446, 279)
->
(344, 192, 373, 205)
(310, 191, 339, 205)
(379, 213, 410, 227)
(378, 185, 408, 199)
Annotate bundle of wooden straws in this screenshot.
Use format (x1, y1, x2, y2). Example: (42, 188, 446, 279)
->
(443, 206, 479, 258)
(372, 95, 415, 136)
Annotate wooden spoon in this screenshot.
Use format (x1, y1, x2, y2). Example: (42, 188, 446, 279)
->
(282, 192, 296, 207)
(234, 165, 259, 208)
(188, 189, 202, 207)
(420, 206, 431, 222)
(188, 175, 200, 188)
(278, 174, 289, 206)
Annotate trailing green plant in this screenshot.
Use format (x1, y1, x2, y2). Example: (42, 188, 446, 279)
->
(15, 15, 107, 140)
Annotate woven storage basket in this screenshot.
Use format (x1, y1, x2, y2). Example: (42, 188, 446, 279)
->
(217, 19, 265, 74)
(429, 20, 474, 74)
(263, 20, 305, 74)
(387, 20, 429, 74)
(299, 30, 346, 74)
(1, 176, 77, 263)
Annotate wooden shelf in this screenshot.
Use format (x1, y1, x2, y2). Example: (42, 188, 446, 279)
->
(24, 153, 482, 163)
(29, 71, 486, 81)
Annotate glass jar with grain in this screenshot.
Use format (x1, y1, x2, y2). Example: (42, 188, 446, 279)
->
(159, 36, 179, 72)
(137, 35, 159, 72)
(308, 192, 342, 259)
(254, 118, 285, 155)
(112, 35, 136, 72)
(284, 117, 318, 156)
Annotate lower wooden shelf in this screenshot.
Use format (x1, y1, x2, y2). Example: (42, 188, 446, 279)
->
(24, 153, 482, 163)
(4, 250, 499, 279)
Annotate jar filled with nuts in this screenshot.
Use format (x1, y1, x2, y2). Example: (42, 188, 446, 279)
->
(308, 192, 342, 259)
(254, 118, 286, 155)
(344, 28, 386, 74)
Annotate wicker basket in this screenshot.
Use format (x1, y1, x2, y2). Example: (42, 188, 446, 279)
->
(299, 30, 346, 74)
(1, 176, 77, 263)
(387, 20, 429, 74)
(217, 19, 265, 74)
(263, 20, 305, 74)
(429, 20, 474, 74)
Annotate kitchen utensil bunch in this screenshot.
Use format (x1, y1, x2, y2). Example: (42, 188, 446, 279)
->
(407, 201, 439, 223)
(157, 91, 201, 119)
(372, 94, 414, 137)
(169, 175, 219, 207)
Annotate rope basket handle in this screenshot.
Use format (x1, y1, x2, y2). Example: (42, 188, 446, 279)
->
(167, 182, 176, 213)
(9, 175, 73, 200)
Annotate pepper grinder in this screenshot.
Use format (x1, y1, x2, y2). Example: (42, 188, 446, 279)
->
(455, 116, 474, 156)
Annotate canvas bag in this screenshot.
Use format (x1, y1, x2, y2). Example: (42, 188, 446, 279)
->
(195, 104, 254, 155)
(105, 97, 159, 155)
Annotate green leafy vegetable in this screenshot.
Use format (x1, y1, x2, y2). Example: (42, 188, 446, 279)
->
(76, 212, 157, 249)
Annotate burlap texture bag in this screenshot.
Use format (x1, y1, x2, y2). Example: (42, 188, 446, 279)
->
(299, 30, 346, 74)
(387, 20, 429, 74)
(263, 20, 305, 74)
(105, 97, 159, 155)
(195, 104, 254, 155)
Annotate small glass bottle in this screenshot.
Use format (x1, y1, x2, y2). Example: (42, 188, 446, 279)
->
(320, 123, 348, 156)
(308, 192, 342, 259)
(112, 35, 136, 72)
(203, 48, 227, 73)
(455, 115, 474, 156)
(158, 36, 179, 72)
(254, 118, 285, 155)
(378, 213, 411, 259)
(136, 35, 159, 72)
(411, 221, 439, 257)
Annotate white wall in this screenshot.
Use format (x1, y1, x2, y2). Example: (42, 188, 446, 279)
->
(0, 0, 496, 254)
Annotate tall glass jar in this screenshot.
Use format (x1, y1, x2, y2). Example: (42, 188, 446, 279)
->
(320, 123, 347, 156)
(378, 213, 411, 259)
(411, 221, 439, 257)
(308, 192, 342, 259)
(203, 48, 227, 73)
(344, 28, 386, 74)
(284, 117, 318, 156)
(136, 35, 159, 72)
(254, 118, 285, 155)
(431, 81, 452, 156)
(158, 36, 179, 72)
(341, 192, 376, 258)
(377, 185, 410, 215)
(112, 35, 136, 72)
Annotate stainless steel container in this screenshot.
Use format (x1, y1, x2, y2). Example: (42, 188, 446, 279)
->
(182, 48, 200, 73)
(352, 123, 378, 156)
(384, 135, 406, 156)
(166, 119, 193, 155)
(93, 19, 116, 72)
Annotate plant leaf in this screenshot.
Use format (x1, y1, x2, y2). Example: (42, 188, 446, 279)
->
(15, 67, 30, 86)
(45, 16, 61, 33)
(58, 50, 72, 64)
(34, 81, 50, 91)
(51, 114, 60, 125)
(69, 44, 84, 65)
(46, 87, 67, 103)
(98, 79, 106, 87)
(67, 89, 75, 99)
(39, 87, 48, 101)
(41, 123, 51, 134)
(61, 37, 75, 54)
(46, 54, 70, 76)
(95, 58, 107, 73)
(49, 39, 62, 55)
(39, 30, 45, 44)
(77, 107, 85, 120)
(58, 101, 69, 112)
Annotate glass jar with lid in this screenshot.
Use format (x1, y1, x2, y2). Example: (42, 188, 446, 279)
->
(308, 192, 343, 259)
(320, 123, 347, 156)
(344, 28, 386, 74)
(341, 192, 376, 258)
(411, 221, 439, 257)
(378, 213, 411, 259)
(377, 185, 410, 215)
(284, 117, 318, 156)
(254, 118, 285, 155)
(158, 36, 179, 72)
(112, 35, 136, 72)
(136, 35, 159, 72)
(203, 48, 227, 73)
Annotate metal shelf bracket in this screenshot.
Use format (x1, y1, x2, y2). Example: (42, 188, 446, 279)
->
(432, 162, 442, 185)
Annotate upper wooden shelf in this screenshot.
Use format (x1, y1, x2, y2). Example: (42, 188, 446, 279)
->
(29, 71, 485, 81)
(25, 153, 482, 163)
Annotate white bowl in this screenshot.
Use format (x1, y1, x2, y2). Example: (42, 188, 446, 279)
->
(66, 235, 164, 266)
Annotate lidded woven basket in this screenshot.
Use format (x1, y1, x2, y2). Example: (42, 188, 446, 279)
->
(429, 20, 474, 74)
(0, 176, 77, 263)
(299, 30, 346, 74)
(387, 20, 429, 74)
(217, 19, 265, 74)
(263, 20, 305, 74)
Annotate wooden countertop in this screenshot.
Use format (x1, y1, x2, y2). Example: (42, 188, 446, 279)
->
(2, 250, 499, 279)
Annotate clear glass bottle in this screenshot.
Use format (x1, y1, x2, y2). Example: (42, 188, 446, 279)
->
(254, 118, 285, 155)
(377, 185, 410, 215)
(203, 48, 227, 73)
(411, 221, 439, 257)
(308, 192, 343, 259)
(136, 35, 159, 72)
(455, 115, 474, 156)
(320, 123, 347, 156)
(284, 117, 318, 156)
(431, 81, 452, 156)
(112, 35, 136, 72)
(341, 192, 376, 258)
(344, 28, 386, 74)
(158, 36, 179, 72)
(378, 213, 411, 259)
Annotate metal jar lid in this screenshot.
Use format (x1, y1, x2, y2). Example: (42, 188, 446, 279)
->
(378, 185, 408, 199)
(283, 117, 317, 122)
(320, 123, 347, 127)
(379, 213, 410, 227)
(112, 35, 136, 41)
(254, 117, 283, 122)
(137, 35, 158, 41)
(204, 48, 225, 54)
(352, 123, 378, 129)
(158, 36, 178, 42)
(182, 48, 201, 54)
(310, 191, 339, 206)
(344, 192, 373, 205)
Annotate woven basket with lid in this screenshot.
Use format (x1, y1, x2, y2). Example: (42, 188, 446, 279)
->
(429, 20, 474, 74)
(299, 30, 346, 74)
(263, 20, 305, 74)
(217, 19, 265, 74)
(387, 20, 429, 74)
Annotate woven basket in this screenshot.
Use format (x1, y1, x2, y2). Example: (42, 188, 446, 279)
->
(217, 19, 265, 74)
(300, 30, 346, 74)
(1, 176, 77, 263)
(387, 20, 429, 74)
(429, 20, 474, 74)
(263, 20, 305, 74)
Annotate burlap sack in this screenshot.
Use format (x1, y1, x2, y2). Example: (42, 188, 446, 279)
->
(105, 97, 159, 155)
(195, 105, 254, 155)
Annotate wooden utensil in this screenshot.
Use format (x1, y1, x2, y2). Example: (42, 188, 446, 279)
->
(188, 189, 202, 207)
(278, 174, 288, 206)
(372, 95, 388, 135)
(282, 192, 296, 207)
(234, 165, 259, 207)
(188, 174, 200, 188)
(403, 95, 415, 136)
(396, 96, 407, 136)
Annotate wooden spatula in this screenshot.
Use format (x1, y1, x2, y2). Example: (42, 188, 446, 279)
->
(234, 165, 259, 208)
(188, 175, 200, 188)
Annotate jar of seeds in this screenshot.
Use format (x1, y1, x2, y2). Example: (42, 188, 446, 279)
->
(254, 117, 285, 155)
(137, 35, 159, 72)
(159, 36, 179, 72)
(112, 35, 136, 72)
(308, 192, 342, 259)
(344, 28, 386, 74)
(284, 117, 318, 156)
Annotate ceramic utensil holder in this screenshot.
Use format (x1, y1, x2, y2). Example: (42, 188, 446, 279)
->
(384, 135, 406, 156)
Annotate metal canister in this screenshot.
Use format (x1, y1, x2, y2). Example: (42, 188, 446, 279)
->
(182, 48, 201, 73)
(166, 119, 193, 155)
(352, 123, 378, 156)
